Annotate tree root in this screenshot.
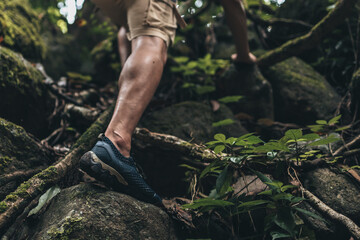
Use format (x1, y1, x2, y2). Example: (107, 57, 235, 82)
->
(133, 128, 218, 162)
(300, 186, 360, 239)
(257, 0, 358, 68)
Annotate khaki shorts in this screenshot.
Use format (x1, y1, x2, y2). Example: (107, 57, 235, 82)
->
(91, 0, 177, 46)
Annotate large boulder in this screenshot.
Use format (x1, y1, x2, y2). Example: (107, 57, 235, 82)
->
(30, 184, 178, 240)
(263, 57, 341, 125)
(0, 118, 53, 200)
(0, 46, 55, 137)
(216, 64, 274, 120)
(0, 0, 46, 61)
(303, 168, 360, 224)
(140, 101, 248, 143)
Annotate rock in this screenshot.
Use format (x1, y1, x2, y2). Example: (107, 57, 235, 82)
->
(263, 57, 341, 125)
(0, 46, 56, 137)
(30, 184, 178, 240)
(297, 202, 349, 240)
(216, 64, 274, 120)
(0, 118, 53, 200)
(0, 0, 46, 61)
(303, 168, 360, 224)
(140, 101, 248, 143)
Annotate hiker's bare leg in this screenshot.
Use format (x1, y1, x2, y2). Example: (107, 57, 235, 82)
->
(117, 26, 131, 66)
(221, 0, 256, 64)
(105, 36, 167, 157)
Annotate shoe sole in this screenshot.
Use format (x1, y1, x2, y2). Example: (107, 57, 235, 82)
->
(80, 151, 128, 186)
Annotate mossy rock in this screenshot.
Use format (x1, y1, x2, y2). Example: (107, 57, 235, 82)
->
(216, 64, 274, 120)
(303, 168, 360, 224)
(263, 57, 340, 125)
(0, 0, 46, 61)
(29, 184, 178, 240)
(0, 118, 53, 200)
(140, 101, 248, 143)
(0, 46, 55, 137)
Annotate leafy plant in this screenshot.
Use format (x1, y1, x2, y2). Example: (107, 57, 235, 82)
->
(182, 116, 346, 239)
(171, 54, 229, 97)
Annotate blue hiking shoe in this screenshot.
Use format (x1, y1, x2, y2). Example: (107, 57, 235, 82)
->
(80, 134, 162, 206)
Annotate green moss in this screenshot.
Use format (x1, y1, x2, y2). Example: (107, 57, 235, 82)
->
(0, 0, 46, 60)
(35, 166, 58, 180)
(47, 216, 83, 240)
(269, 58, 326, 89)
(5, 194, 18, 202)
(14, 182, 31, 198)
(0, 201, 7, 213)
(0, 156, 14, 173)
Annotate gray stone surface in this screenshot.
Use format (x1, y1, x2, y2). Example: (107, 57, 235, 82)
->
(140, 101, 248, 143)
(33, 183, 179, 240)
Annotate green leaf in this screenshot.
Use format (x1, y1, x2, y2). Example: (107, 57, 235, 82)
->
(214, 145, 225, 154)
(216, 166, 233, 195)
(271, 193, 293, 201)
(308, 136, 340, 146)
(266, 181, 283, 189)
(206, 140, 220, 146)
(285, 129, 303, 140)
(294, 207, 326, 222)
(328, 115, 341, 125)
(316, 120, 327, 125)
(238, 200, 271, 208)
(237, 133, 255, 141)
(214, 134, 226, 142)
(218, 95, 244, 104)
(301, 133, 320, 141)
(246, 136, 264, 144)
(280, 185, 297, 192)
(179, 164, 198, 171)
(212, 119, 235, 127)
(173, 56, 189, 63)
(335, 126, 350, 131)
(182, 198, 234, 210)
(200, 161, 221, 179)
(252, 170, 277, 190)
(28, 186, 61, 217)
(270, 231, 292, 240)
(196, 86, 216, 95)
(225, 137, 237, 145)
(258, 190, 273, 196)
(274, 208, 296, 236)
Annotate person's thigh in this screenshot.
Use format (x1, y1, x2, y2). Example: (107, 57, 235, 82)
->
(126, 0, 177, 47)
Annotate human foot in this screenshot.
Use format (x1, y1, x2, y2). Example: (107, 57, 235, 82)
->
(80, 134, 162, 206)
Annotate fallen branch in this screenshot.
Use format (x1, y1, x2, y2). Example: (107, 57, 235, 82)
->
(133, 128, 218, 162)
(246, 10, 312, 29)
(300, 186, 360, 239)
(334, 134, 360, 156)
(0, 106, 113, 233)
(257, 0, 358, 67)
